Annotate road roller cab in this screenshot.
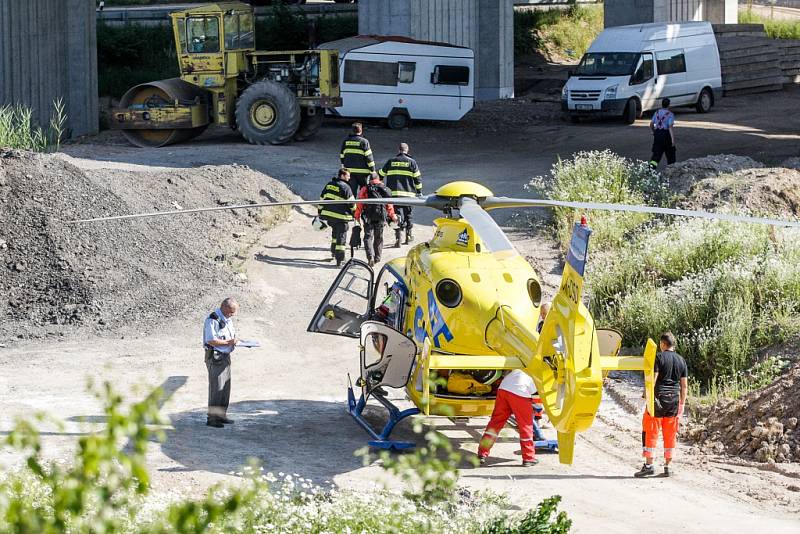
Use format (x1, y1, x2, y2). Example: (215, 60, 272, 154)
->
(111, 2, 341, 147)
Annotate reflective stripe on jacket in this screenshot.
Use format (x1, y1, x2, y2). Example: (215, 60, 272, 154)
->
(319, 178, 355, 221)
(379, 152, 422, 196)
(339, 134, 375, 175)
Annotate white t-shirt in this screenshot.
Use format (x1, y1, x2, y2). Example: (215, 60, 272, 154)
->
(499, 369, 536, 397)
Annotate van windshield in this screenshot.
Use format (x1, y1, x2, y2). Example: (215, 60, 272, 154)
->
(574, 53, 640, 76)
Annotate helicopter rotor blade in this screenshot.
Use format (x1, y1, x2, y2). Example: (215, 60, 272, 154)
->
(482, 197, 800, 229)
(459, 197, 518, 256)
(67, 197, 429, 224)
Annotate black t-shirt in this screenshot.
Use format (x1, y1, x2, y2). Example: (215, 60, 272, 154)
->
(653, 350, 688, 417)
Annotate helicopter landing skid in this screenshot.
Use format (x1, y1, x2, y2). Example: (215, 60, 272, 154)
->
(347, 384, 420, 451)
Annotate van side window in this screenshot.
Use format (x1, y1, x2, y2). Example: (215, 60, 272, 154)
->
(398, 62, 416, 84)
(630, 53, 654, 85)
(344, 60, 398, 86)
(656, 50, 686, 75)
(432, 65, 470, 86)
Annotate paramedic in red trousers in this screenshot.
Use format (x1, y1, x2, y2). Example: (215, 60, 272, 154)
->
(649, 98, 677, 167)
(319, 168, 356, 267)
(635, 331, 688, 478)
(354, 172, 397, 267)
(339, 122, 376, 193)
(379, 142, 422, 247)
(478, 369, 539, 467)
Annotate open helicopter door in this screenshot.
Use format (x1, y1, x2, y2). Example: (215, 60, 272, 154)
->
(347, 321, 420, 450)
(308, 259, 374, 338)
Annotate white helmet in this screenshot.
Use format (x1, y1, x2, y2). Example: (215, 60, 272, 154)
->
(312, 216, 328, 231)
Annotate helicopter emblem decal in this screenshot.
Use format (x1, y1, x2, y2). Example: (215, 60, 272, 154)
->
(414, 290, 454, 348)
(456, 229, 469, 247)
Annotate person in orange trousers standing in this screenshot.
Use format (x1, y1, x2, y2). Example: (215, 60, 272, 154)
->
(636, 331, 688, 478)
(478, 369, 539, 467)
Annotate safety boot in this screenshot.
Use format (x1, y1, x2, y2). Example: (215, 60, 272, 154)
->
(394, 229, 402, 248)
(634, 463, 655, 478)
(522, 459, 539, 467)
(404, 229, 413, 245)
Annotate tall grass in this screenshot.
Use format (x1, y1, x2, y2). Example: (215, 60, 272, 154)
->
(739, 8, 800, 39)
(535, 151, 798, 393)
(0, 98, 67, 152)
(515, 5, 604, 59)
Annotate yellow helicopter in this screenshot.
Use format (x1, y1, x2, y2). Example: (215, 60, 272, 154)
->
(72, 180, 800, 465)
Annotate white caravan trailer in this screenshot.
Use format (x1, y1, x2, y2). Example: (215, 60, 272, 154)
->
(319, 36, 474, 128)
(562, 22, 722, 123)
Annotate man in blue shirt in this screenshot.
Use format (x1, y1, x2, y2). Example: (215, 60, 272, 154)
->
(649, 98, 677, 167)
(203, 297, 239, 428)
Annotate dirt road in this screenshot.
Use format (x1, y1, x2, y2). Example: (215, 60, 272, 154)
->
(2, 89, 800, 531)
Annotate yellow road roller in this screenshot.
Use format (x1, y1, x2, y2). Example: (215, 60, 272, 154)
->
(111, 2, 341, 147)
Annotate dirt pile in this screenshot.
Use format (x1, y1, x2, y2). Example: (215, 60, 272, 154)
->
(0, 151, 297, 343)
(661, 154, 764, 197)
(679, 166, 800, 219)
(688, 363, 800, 463)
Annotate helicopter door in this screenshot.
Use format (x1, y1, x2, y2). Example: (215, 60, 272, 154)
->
(308, 259, 374, 338)
(360, 321, 417, 392)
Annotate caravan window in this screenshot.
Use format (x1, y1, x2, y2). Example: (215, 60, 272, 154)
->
(398, 62, 416, 83)
(344, 60, 398, 86)
(432, 65, 470, 86)
(656, 50, 686, 75)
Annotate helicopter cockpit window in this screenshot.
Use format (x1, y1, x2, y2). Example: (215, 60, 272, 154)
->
(187, 16, 220, 54)
(224, 12, 254, 50)
(373, 266, 407, 331)
(308, 261, 374, 338)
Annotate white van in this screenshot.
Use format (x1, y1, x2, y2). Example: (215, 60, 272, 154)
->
(319, 36, 474, 129)
(562, 22, 722, 123)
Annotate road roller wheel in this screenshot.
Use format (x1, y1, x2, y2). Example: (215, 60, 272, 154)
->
(118, 78, 209, 148)
(293, 107, 324, 142)
(235, 81, 300, 145)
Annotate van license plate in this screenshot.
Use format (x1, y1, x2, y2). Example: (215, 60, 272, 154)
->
(576, 104, 593, 110)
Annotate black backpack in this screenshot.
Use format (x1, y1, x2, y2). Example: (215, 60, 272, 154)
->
(363, 183, 390, 223)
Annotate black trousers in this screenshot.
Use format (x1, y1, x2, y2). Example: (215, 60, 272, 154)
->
(206, 351, 231, 420)
(363, 221, 385, 263)
(650, 130, 676, 165)
(329, 221, 349, 263)
(350, 172, 370, 193)
(395, 205, 413, 236)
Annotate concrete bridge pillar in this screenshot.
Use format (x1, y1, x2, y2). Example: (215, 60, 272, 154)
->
(605, 0, 738, 27)
(0, 0, 98, 138)
(358, 0, 514, 101)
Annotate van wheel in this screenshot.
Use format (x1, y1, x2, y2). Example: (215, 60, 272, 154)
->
(388, 110, 410, 130)
(622, 99, 638, 124)
(696, 88, 713, 113)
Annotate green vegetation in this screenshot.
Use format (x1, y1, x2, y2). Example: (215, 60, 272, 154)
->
(515, 5, 604, 60)
(98, 5, 357, 98)
(739, 8, 800, 40)
(0, 384, 572, 533)
(534, 150, 794, 396)
(0, 99, 66, 152)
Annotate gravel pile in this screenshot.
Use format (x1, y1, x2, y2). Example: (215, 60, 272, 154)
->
(0, 151, 297, 343)
(687, 363, 800, 463)
(662, 154, 764, 197)
(679, 166, 800, 219)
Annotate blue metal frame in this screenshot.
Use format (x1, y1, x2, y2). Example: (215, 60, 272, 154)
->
(347, 384, 420, 450)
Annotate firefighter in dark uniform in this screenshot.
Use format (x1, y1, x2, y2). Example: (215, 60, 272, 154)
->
(339, 122, 376, 193)
(379, 142, 422, 247)
(319, 168, 356, 267)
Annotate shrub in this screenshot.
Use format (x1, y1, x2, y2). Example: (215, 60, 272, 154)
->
(515, 5, 603, 59)
(538, 150, 800, 392)
(0, 385, 572, 533)
(0, 99, 66, 152)
(739, 9, 800, 40)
